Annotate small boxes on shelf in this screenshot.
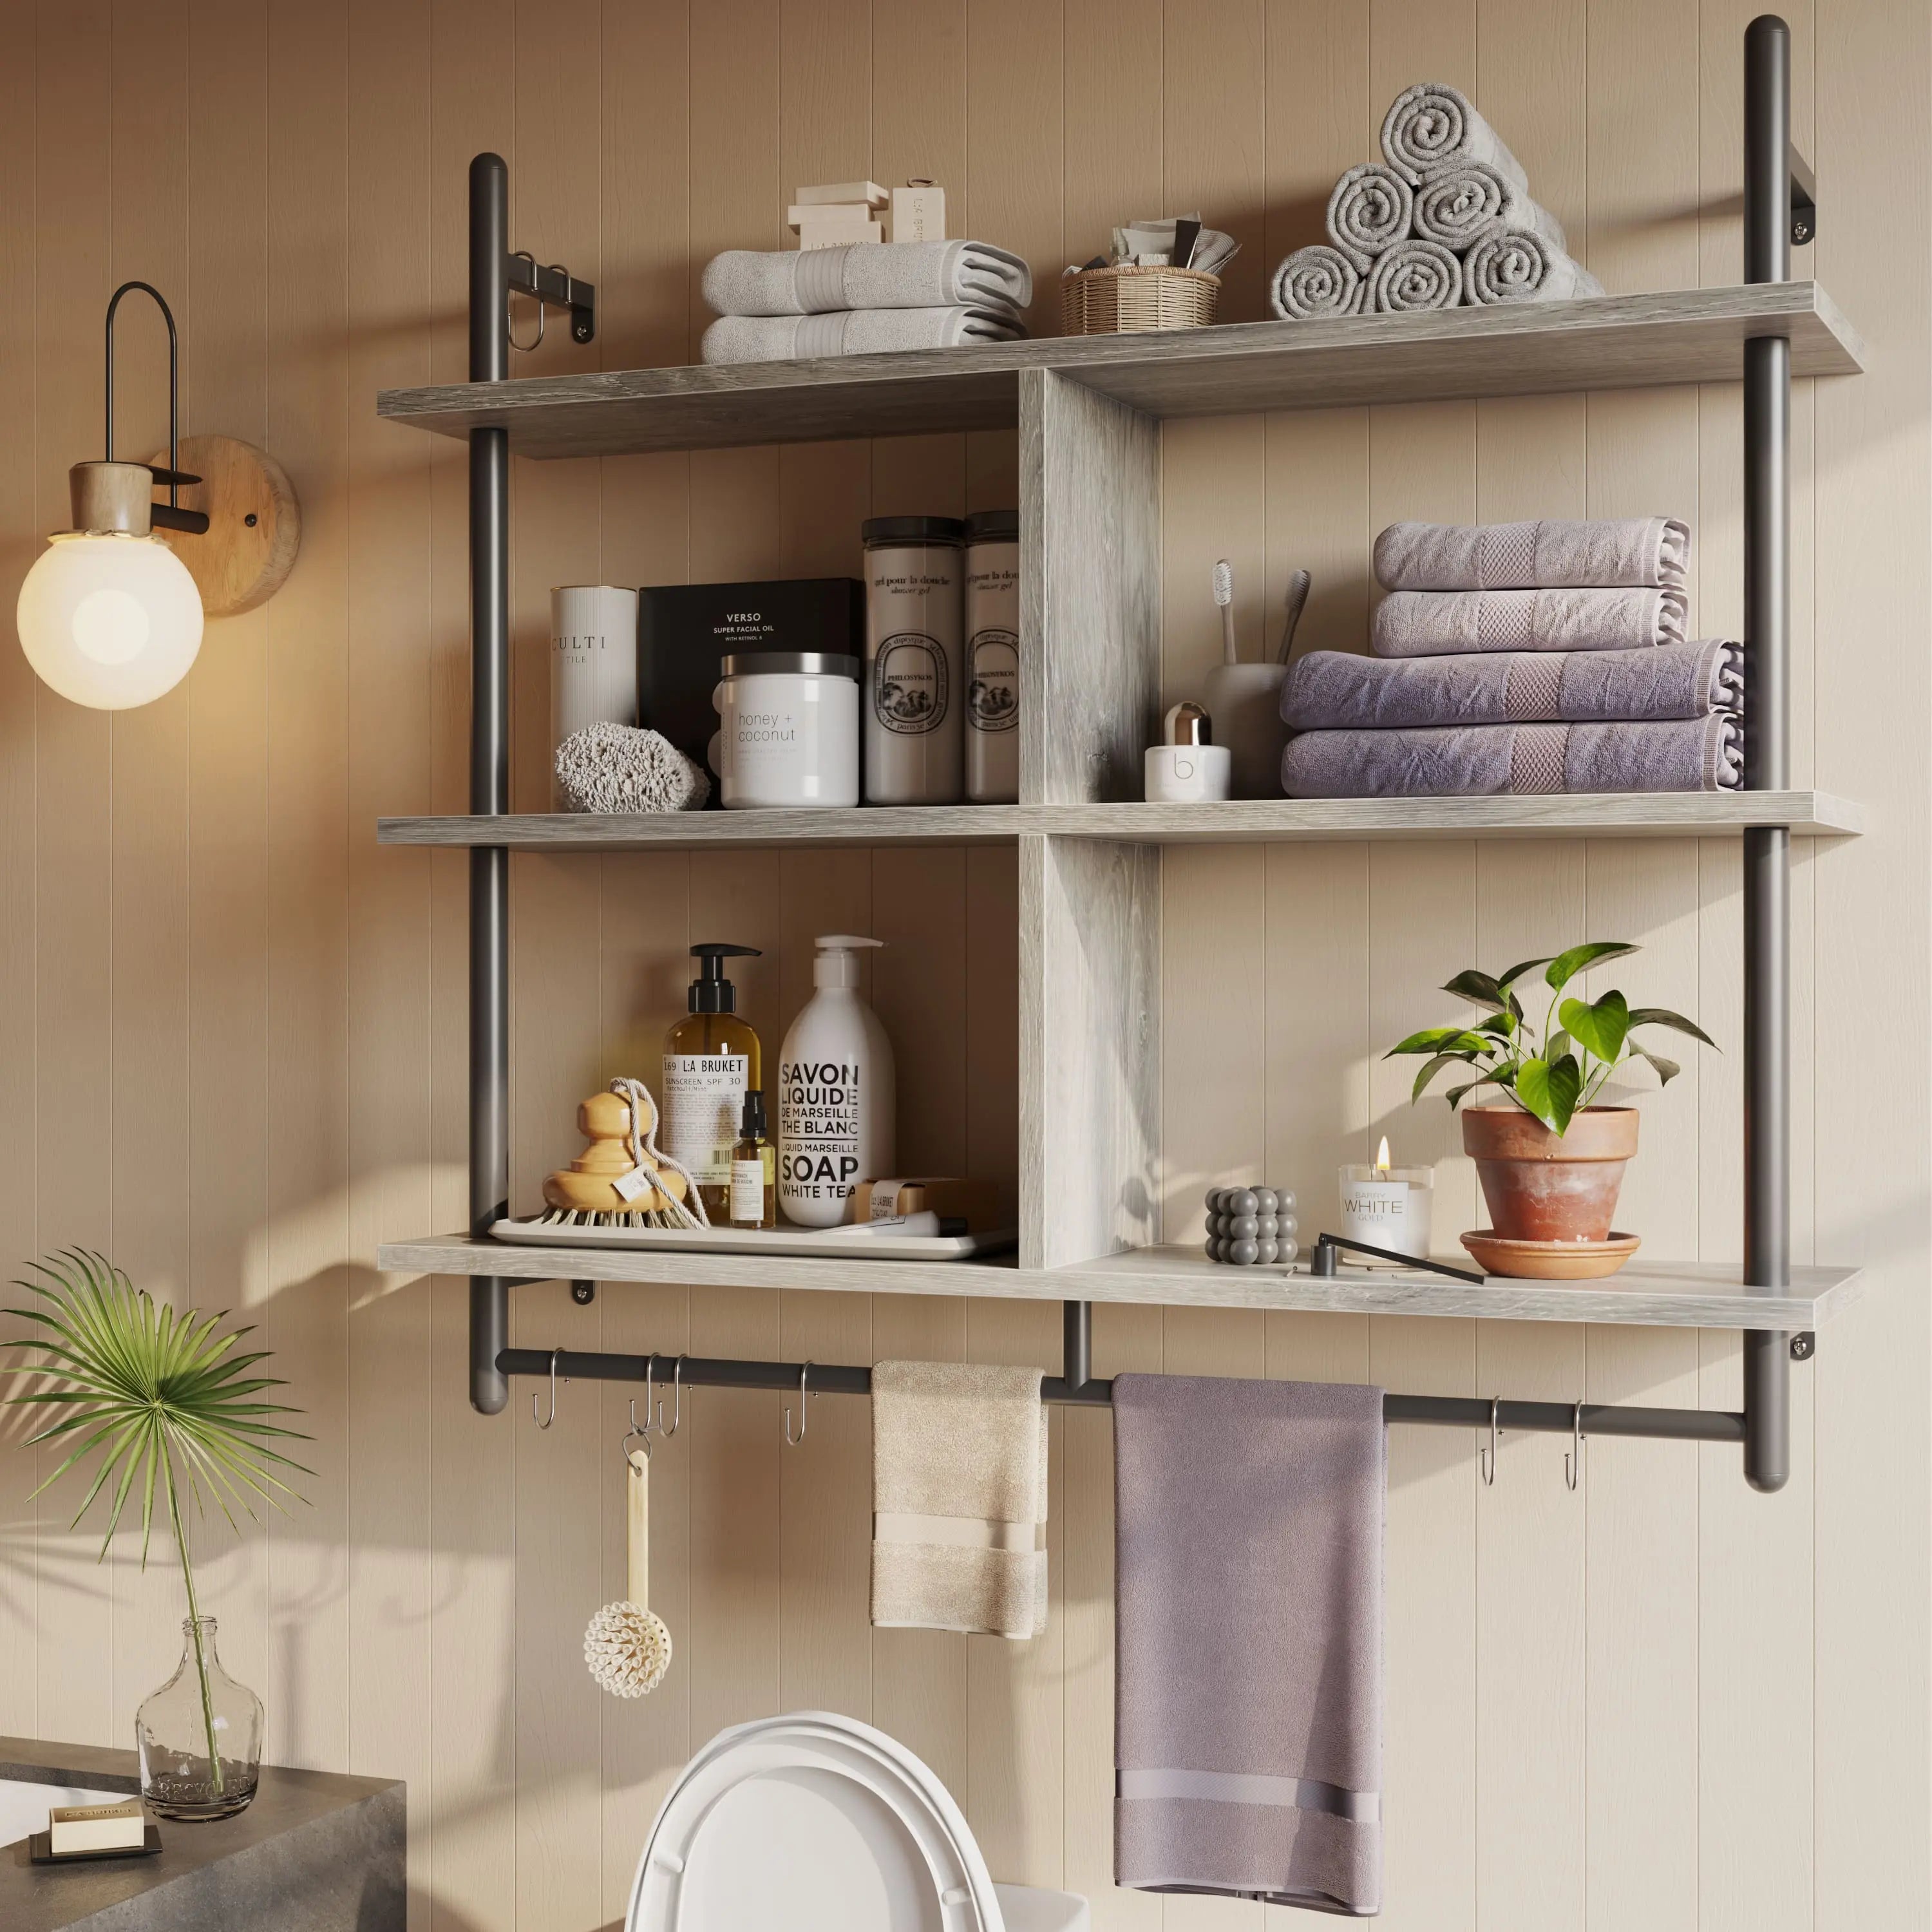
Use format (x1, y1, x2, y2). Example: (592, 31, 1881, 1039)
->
(791, 181, 889, 251)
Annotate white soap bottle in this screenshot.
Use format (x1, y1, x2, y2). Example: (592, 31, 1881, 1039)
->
(777, 935, 896, 1226)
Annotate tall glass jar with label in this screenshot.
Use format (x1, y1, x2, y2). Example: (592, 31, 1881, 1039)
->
(963, 509, 1020, 803)
(661, 943, 762, 1222)
(862, 516, 965, 804)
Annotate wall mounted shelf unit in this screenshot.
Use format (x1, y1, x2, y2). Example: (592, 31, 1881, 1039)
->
(381, 20, 1859, 1490)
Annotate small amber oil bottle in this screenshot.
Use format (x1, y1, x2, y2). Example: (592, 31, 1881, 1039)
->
(729, 1089, 777, 1229)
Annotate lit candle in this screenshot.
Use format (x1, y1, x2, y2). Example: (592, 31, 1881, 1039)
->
(1338, 1137, 1435, 1261)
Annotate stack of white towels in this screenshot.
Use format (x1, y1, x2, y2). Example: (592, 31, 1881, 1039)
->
(700, 240, 1032, 365)
(1272, 82, 1602, 319)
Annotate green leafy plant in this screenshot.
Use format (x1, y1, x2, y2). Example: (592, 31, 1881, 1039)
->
(1385, 940, 1716, 1137)
(3, 1253, 309, 1794)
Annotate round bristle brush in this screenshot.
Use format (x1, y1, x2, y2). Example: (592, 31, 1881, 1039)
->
(584, 1442, 672, 1698)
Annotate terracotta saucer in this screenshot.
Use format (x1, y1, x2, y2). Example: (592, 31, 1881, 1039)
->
(1459, 1229, 1641, 1280)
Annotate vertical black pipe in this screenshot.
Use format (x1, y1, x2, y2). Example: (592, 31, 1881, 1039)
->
(1742, 19, 1791, 1492)
(1063, 1300, 1092, 1392)
(469, 153, 513, 1414)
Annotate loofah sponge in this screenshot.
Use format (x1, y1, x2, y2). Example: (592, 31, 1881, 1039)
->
(584, 1598, 673, 1698)
(555, 721, 711, 814)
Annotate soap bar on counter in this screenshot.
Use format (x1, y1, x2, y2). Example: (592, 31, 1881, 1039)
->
(49, 1801, 148, 1855)
(847, 1176, 1000, 1229)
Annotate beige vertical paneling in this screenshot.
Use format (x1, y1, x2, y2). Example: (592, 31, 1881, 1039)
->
(0, 0, 39, 1742)
(1163, 0, 1266, 323)
(261, 0, 352, 1785)
(965, 0, 1064, 341)
(34, 0, 118, 1754)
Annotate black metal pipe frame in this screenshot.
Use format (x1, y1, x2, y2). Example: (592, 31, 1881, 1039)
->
(465, 74, 1810, 1468)
(469, 153, 513, 1416)
(1742, 15, 1795, 1492)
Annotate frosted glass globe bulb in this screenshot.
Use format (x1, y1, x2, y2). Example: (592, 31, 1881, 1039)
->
(16, 531, 204, 710)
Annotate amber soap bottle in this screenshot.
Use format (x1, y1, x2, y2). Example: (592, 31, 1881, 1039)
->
(661, 943, 762, 1222)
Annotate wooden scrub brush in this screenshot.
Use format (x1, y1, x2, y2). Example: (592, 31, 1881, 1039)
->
(538, 1077, 710, 1229)
(584, 1428, 672, 1698)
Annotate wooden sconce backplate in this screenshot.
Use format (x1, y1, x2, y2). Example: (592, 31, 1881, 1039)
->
(147, 434, 301, 616)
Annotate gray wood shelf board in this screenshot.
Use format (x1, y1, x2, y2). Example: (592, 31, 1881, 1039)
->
(375, 790, 1863, 850)
(375, 283, 1865, 458)
(377, 1234, 1864, 1330)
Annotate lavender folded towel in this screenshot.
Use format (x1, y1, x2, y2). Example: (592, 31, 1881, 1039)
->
(1284, 640, 1741, 730)
(1410, 160, 1566, 255)
(1325, 164, 1414, 271)
(1375, 517, 1690, 591)
(1381, 81, 1530, 192)
(1463, 229, 1602, 305)
(1282, 715, 1742, 798)
(1368, 239, 1463, 313)
(701, 238, 1032, 317)
(1373, 587, 1689, 656)
(700, 307, 1027, 365)
(1115, 1374, 1385, 1917)
(1272, 245, 1365, 319)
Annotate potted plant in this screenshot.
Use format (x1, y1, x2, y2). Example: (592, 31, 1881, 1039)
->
(1385, 942, 1714, 1275)
(4, 1251, 308, 1819)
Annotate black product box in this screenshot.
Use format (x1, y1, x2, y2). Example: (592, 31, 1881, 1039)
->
(638, 577, 866, 802)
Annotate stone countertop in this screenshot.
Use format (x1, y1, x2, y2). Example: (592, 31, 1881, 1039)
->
(0, 1736, 404, 1932)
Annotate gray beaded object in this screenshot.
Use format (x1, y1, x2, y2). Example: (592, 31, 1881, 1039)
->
(555, 721, 712, 815)
(1204, 1186, 1299, 1265)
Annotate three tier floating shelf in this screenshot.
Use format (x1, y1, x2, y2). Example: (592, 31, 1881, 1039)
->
(375, 18, 1864, 1490)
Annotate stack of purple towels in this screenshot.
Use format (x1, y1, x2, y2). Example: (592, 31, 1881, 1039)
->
(1280, 516, 1743, 799)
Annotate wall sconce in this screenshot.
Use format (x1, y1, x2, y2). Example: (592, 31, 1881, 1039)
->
(15, 281, 301, 710)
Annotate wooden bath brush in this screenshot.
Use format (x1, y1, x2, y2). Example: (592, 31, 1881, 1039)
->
(585, 1427, 672, 1698)
(540, 1078, 710, 1228)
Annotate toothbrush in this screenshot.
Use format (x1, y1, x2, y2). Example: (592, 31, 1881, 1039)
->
(1213, 558, 1239, 666)
(1276, 568, 1312, 665)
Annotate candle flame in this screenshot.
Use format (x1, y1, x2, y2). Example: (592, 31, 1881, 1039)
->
(1375, 1135, 1390, 1172)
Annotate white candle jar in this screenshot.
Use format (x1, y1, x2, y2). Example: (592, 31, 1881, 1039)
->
(709, 652, 860, 809)
(1338, 1162, 1434, 1260)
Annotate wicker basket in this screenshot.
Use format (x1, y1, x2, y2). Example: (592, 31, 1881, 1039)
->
(1061, 264, 1220, 335)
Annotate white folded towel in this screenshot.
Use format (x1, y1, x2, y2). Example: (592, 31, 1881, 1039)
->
(702, 238, 1032, 317)
(701, 307, 1027, 365)
(871, 1360, 1047, 1640)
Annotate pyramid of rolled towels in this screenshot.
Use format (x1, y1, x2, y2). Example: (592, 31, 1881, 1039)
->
(1280, 516, 1746, 798)
(700, 239, 1032, 364)
(1273, 82, 1603, 319)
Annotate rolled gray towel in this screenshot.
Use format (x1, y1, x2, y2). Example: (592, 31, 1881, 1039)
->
(1368, 239, 1463, 313)
(1372, 587, 1689, 656)
(1271, 245, 1364, 319)
(701, 239, 1032, 317)
(701, 306, 1027, 365)
(1282, 715, 1742, 798)
(1283, 640, 1742, 730)
(1381, 81, 1530, 192)
(1411, 160, 1566, 254)
(1463, 229, 1602, 304)
(1325, 164, 1414, 270)
(1374, 517, 1690, 590)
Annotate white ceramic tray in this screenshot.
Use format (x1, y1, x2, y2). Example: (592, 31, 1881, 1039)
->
(490, 1217, 1019, 1262)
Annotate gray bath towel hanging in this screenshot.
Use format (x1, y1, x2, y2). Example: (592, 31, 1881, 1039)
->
(1113, 1374, 1386, 1917)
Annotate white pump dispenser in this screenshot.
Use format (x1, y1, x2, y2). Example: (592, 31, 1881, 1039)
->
(777, 936, 897, 1226)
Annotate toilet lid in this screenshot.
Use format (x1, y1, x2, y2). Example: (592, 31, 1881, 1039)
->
(627, 1712, 1005, 1932)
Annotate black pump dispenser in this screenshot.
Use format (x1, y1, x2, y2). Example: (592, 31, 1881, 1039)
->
(688, 942, 760, 1013)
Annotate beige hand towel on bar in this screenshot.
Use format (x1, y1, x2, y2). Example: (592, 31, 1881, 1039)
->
(871, 1360, 1048, 1639)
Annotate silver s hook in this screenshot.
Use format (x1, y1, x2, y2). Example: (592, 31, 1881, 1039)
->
(533, 1348, 561, 1430)
(663, 1355, 686, 1439)
(1479, 1397, 1501, 1486)
(784, 1361, 813, 1447)
(623, 1398, 652, 1464)
(507, 251, 545, 353)
(1566, 1401, 1586, 1492)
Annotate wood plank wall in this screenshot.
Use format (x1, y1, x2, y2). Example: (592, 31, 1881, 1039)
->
(0, 5, 1925, 1930)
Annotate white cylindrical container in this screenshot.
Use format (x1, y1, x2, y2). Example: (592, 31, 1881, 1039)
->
(1338, 1154, 1435, 1260)
(862, 516, 965, 804)
(709, 652, 860, 810)
(551, 585, 639, 807)
(964, 508, 1021, 804)
(777, 935, 896, 1226)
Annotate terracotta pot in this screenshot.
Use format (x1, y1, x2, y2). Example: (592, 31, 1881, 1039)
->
(1461, 1104, 1638, 1243)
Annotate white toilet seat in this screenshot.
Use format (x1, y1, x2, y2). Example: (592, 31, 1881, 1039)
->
(625, 1711, 1087, 1932)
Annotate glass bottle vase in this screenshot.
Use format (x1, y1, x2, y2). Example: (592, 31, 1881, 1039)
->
(136, 1616, 263, 1820)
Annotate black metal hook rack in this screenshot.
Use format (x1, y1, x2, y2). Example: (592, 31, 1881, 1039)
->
(457, 17, 1819, 1488)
